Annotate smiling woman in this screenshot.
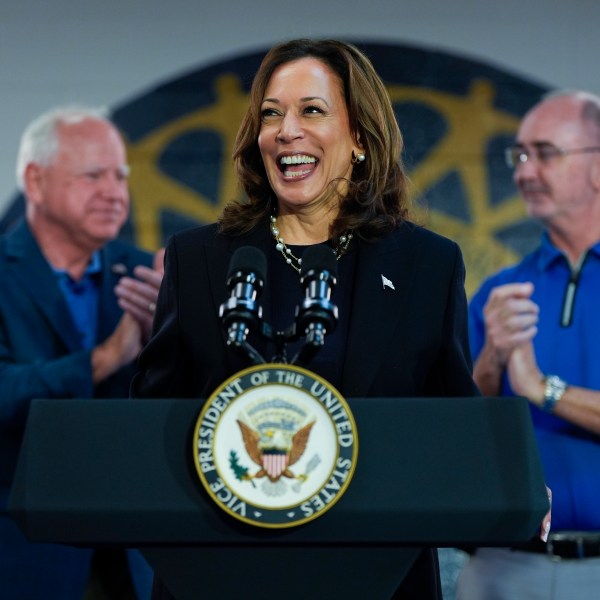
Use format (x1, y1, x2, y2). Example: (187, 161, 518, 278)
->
(132, 38, 481, 600)
(226, 39, 407, 247)
(256, 57, 358, 228)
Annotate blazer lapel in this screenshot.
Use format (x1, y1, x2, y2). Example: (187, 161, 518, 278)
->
(201, 220, 420, 388)
(5, 222, 82, 352)
(342, 225, 419, 396)
(205, 222, 273, 305)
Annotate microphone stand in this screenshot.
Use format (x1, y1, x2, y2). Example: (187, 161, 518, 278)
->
(226, 324, 268, 365)
(220, 246, 338, 368)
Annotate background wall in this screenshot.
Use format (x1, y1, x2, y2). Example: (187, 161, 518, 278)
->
(5, 0, 598, 295)
(2, 0, 599, 214)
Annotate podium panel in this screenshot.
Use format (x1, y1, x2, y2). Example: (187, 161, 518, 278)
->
(142, 546, 423, 600)
(8, 396, 549, 598)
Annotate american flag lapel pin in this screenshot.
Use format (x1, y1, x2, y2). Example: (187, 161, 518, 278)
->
(381, 274, 395, 290)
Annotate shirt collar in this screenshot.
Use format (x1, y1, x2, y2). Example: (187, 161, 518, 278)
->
(51, 251, 102, 280)
(537, 231, 600, 271)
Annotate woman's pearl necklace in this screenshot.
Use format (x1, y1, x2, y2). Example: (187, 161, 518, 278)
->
(269, 215, 353, 273)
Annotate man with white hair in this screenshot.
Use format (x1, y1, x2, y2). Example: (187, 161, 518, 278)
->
(458, 91, 600, 598)
(0, 106, 163, 599)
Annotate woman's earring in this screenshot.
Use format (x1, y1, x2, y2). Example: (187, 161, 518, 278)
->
(352, 150, 366, 164)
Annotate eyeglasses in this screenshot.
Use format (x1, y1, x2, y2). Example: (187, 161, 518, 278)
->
(505, 143, 600, 169)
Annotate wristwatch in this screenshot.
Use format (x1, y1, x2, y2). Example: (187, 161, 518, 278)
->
(542, 375, 567, 413)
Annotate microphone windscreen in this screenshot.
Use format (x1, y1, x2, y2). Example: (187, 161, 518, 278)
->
(300, 245, 338, 278)
(228, 246, 268, 281)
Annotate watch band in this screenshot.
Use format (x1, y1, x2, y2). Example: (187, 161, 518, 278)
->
(542, 375, 567, 413)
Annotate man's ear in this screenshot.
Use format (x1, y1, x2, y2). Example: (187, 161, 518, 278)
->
(590, 157, 600, 191)
(23, 163, 45, 206)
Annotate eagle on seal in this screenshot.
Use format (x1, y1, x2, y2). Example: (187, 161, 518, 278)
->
(237, 419, 315, 482)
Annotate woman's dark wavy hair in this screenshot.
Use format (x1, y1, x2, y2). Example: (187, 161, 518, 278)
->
(220, 38, 410, 243)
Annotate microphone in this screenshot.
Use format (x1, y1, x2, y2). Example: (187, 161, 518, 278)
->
(219, 246, 267, 363)
(292, 245, 339, 365)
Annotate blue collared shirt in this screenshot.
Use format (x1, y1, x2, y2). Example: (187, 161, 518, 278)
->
(52, 252, 102, 350)
(469, 232, 600, 531)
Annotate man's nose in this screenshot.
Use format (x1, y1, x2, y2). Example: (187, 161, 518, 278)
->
(514, 154, 539, 184)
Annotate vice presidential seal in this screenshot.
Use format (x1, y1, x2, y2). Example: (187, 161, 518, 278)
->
(193, 363, 358, 528)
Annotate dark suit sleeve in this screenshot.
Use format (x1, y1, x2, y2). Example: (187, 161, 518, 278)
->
(0, 302, 93, 428)
(131, 235, 194, 399)
(0, 340, 93, 428)
(0, 239, 153, 429)
(423, 242, 480, 397)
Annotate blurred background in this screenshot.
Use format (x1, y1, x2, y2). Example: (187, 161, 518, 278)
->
(2, 0, 599, 295)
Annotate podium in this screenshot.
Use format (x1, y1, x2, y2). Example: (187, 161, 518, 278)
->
(9, 396, 548, 599)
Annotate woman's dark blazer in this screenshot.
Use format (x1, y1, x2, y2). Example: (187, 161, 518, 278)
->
(133, 217, 479, 600)
(133, 218, 478, 402)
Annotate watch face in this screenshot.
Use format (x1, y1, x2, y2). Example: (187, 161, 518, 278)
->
(547, 376, 566, 393)
(543, 375, 567, 412)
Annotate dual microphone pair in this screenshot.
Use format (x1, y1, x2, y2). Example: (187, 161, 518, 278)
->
(219, 245, 338, 366)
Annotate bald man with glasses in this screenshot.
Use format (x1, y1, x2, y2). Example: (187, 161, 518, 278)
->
(457, 91, 600, 599)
